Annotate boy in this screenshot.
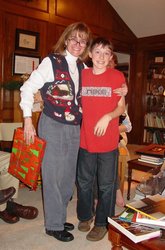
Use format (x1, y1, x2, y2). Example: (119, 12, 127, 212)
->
(77, 37, 126, 241)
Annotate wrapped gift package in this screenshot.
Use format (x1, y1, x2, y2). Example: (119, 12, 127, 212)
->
(8, 127, 46, 190)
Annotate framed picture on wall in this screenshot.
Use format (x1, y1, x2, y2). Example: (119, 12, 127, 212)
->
(13, 53, 40, 75)
(15, 29, 40, 51)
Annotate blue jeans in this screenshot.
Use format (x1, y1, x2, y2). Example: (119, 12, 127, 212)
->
(77, 147, 118, 227)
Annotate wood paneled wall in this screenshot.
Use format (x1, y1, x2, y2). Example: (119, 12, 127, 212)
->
(0, 0, 136, 122)
(0, 0, 163, 144)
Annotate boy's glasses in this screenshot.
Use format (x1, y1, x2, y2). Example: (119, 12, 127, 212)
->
(68, 38, 87, 48)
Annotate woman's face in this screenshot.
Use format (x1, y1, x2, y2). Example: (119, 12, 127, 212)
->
(66, 31, 87, 57)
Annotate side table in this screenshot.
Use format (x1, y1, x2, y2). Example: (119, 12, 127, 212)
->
(127, 159, 162, 200)
(108, 224, 165, 250)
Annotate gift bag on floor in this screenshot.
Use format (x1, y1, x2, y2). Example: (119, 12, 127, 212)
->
(8, 127, 46, 190)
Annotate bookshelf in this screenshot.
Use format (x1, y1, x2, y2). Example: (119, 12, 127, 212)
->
(143, 53, 165, 144)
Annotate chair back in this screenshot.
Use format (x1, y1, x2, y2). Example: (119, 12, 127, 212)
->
(0, 122, 23, 151)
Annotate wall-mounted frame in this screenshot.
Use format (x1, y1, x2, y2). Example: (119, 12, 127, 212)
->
(13, 53, 40, 75)
(15, 29, 40, 51)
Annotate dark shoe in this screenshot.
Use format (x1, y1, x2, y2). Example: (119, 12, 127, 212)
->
(78, 218, 93, 232)
(7, 201, 38, 219)
(64, 222, 74, 231)
(0, 187, 16, 205)
(46, 229, 74, 242)
(86, 225, 107, 241)
(0, 209, 19, 224)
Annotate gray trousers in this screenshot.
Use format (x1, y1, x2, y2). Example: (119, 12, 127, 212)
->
(38, 113, 80, 231)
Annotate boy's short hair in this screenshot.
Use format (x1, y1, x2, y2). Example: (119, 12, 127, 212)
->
(90, 37, 113, 52)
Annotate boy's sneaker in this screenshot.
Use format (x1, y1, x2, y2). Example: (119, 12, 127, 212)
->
(86, 225, 107, 241)
(78, 218, 93, 232)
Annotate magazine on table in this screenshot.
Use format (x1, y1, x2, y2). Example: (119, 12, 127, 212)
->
(140, 154, 164, 163)
(119, 207, 137, 223)
(108, 216, 161, 243)
(126, 194, 165, 220)
(138, 158, 163, 165)
(136, 212, 165, 229)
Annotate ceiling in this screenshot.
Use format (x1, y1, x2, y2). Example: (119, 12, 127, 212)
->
(107, 0, 165, 38)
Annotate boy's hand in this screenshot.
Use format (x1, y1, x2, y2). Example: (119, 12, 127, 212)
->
(94, 114, 112, 136)
(113, 83, 128, 96)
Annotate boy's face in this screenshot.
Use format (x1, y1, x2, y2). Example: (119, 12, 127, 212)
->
(89, 44, 113, 74)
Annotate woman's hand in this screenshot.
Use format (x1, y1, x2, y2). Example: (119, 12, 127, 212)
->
(94, 114, 112, 136)
(113, 83, 128, 96)
(24, 117, 36, 145)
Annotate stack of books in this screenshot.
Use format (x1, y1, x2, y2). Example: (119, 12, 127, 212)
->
(108, 194, 165, 243)
(138, 155, 164, 165)
(136, 144, 165, 165)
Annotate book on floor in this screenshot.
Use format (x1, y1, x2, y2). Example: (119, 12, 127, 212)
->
(136, 212, 165, 229)
(108, 216, 161, 243)
(126, 194, 165, 220)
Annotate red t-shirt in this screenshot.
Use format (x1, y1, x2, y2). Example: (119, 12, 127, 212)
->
(80, 67, 125, 153)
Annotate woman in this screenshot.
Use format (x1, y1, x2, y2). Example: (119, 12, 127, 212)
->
(20, 23, 127, 242)
(20, 22, 92, 242)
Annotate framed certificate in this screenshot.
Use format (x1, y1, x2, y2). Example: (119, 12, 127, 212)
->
(15, 29, 39, 51)
(13, 53, 40, 74)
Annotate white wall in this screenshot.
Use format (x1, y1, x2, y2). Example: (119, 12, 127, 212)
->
(116, 52, 130, 64)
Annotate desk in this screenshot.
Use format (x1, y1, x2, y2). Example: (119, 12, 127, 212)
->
(108, 224, 165, 250)
(127, 159, 162, 200)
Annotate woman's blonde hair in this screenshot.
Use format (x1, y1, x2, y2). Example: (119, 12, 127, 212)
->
(52, 22, 92, 61)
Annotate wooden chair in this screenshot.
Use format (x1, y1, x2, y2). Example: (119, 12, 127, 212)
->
(0, 122, 23, 151)
(118, 146, 129, 194)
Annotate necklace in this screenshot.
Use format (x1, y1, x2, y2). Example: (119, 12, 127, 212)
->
(69, 64, 77, 74)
